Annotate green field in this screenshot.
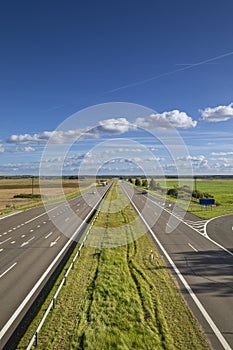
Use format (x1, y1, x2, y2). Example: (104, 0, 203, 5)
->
(133, 177, 233, 219)
(17, 181, 210, 350)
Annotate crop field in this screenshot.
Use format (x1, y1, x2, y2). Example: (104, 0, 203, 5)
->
(17, 181, 210, 350)
(0, 177, 93, 213)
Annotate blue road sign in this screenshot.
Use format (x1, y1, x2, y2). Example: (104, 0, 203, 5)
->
(199, 198, 215, 205)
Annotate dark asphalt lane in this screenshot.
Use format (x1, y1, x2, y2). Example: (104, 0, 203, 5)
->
(0, 184, 110, 348)
(121, 181, 233, 350)
(206, 214, 233, 253)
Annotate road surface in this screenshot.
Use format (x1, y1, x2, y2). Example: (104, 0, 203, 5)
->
(0, 184, 110, 349)
(121, 181, 233, 350)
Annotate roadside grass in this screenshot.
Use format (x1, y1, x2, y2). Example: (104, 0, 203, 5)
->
(137, 178, 233, 219)
(17, 181, 210, 350)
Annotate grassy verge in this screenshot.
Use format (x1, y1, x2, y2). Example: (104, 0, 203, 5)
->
(134, 178, 233, 219)
(17, 181, 210, 350)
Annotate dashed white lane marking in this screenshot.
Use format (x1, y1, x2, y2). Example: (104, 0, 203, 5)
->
(37, 225, 40, 228)
(21, 235, 26, 238)
(8, 230, 12, 233)
(45, 231, 53, 239)
(0, 262, 17, 279)
(188, 243, 198, 252)
(24, 206, 59, 224)
(3, 232, 7, 235)
(30, 229, 34, 233)
(11, 241, 16, 244)
(0, 237, 12, 245)
(65, 217, 70, 222)
(43, 221, 46, 224)
(0, 248, 3, 252)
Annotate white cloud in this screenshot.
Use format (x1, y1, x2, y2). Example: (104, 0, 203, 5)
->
(95, 118, 134, 134)
(0, 144, 5, 153)
(200, 102, 233, 122)
(211, 151, 233, 156)
(136, 110, 197, 129)
(177, 155, 209, 169)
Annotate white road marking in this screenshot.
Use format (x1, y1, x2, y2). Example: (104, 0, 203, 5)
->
(20, 236, 35, 247)
(37, 225, 40, 228)
(3, 232, 7, 235)
(8, 229, 12, 233)
(0, 237, 12, 245)
(11, 241, 16, 244)
(0, 248, 3, 252)
(50, 236, 61, 247)
(0, 192, 104, 341)
(30, 229, 34, 232)
(65, 217, 70, 222)
(45, 231, 53, 239)
(0, 262, 17, 279)
(123, 185, 232, 350)
(25, 206, 58, 224)
(188, 243, 198, 252)
(21, 235, 26, 238)
(43, 221, 46, 224)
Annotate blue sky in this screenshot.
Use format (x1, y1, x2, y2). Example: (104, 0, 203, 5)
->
(0, 0, 233, 175)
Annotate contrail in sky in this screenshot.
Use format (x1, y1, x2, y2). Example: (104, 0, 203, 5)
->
(106, 50, 233, 93)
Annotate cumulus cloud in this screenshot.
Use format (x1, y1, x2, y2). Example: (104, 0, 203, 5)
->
(95, 118, 134, 134)
(177, 155, 209, 169)
(0, 144, 36, 153)
(136, 110, 197, 129)
(6, 130, 84, 145)
(200, 102, 233, 122)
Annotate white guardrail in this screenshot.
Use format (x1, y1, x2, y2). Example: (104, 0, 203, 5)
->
(25, 191, 107, 349)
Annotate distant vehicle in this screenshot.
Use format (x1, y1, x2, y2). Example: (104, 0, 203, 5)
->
(141, 190, 147, 194)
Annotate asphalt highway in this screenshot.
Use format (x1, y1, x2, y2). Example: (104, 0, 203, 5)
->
(121, 181, 233, 350)
(0, 185, 110, 349)
(206, 215, 233, 253)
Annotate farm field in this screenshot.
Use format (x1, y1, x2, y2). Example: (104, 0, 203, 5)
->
(17, 181, 210, 350)
(0, 177, 94, 213)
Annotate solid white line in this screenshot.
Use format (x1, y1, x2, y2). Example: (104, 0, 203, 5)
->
(123, 185, 232, 350)
(0, 237, 12, 245)
(25, 206, 58, 224)
(188, 243, 198, 252)
(0, 211, 22, 220)
(204, 216, 233, 258)
(0, 189, 107, 341)
(0, 262, 17, 279)
(148, 194, 233, 258)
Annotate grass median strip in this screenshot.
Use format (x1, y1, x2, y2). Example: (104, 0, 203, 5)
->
(17, 181, 210, 350)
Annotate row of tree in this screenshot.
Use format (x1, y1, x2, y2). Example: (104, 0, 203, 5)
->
(129, 177, 214, 200)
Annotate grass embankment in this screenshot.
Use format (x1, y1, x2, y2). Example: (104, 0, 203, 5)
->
(17, 181, 210, 350)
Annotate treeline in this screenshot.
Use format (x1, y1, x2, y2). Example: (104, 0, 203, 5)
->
(129, 177, 214, 200)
